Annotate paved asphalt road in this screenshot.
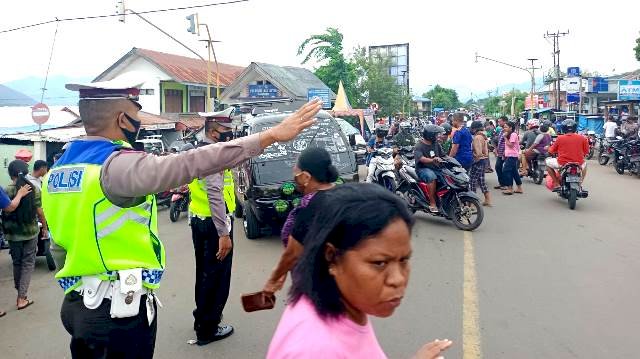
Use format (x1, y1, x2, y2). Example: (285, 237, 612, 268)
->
(1, 159, 639, 359)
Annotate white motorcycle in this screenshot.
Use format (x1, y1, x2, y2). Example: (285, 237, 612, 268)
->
(369, 147, 397, 192)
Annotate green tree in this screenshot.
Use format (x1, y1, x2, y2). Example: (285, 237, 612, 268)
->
(634, 33, 640, 62)
(483, 90, 528, 117)
(298, 28, 358, 104)
(351, 49, 410, 117)
(423, 85, 461, 110)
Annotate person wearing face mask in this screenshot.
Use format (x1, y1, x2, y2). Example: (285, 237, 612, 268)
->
(263, 147, 338, 294)
(261, 147, 338, 295)
(187, 109, 238, 345)
(41, 74, 322, 358)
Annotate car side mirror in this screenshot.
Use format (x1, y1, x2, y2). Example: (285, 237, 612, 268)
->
(236, 124, 250, 138)
(348, 134, 356, 147)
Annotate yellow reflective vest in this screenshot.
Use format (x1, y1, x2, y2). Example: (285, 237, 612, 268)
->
(188, 169, 236, 217)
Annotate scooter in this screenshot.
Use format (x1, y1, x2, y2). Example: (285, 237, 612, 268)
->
(522, 152, 547, 185)
(169, 185, 190, 222)
(585, 131, 596, 160)
(552, 163, 588, 210)
(155, 190, 172, 208)
(395, 154, 484, 231)
(614, 138, 640, 176)
(369, 147, 397, 192)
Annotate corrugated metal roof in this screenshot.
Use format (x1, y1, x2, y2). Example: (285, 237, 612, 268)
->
(136, 48, 245, 86)
(254, 63, 335, 98)
(1, 125, 86, 143)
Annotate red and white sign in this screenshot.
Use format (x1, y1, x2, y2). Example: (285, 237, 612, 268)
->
(31, 103, 50, 125)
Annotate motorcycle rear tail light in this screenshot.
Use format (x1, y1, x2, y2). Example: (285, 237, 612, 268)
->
(569, 167, 578, 175)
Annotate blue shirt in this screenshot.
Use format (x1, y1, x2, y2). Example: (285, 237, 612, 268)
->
(366, 137, 390, 165)
(452, 127, 474, 167)
(0, 187, 10, 209)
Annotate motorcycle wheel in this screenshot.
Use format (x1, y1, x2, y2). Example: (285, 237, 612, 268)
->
(615, 161, 625, 175)
(169, 201, 181, 222)
(586, 147, 594, 160)
(382, 176, 397, 192)
(395, 188, 417, 214)
(598, 152, 609, 166)
(243, 206, 261, 240)
(534, 169, 544, 185)
(450, 196, 484, 231)
(568, 188, 578, 210)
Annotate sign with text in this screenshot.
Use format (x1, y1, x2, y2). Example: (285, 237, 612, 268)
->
(618, 80, 640, 101)
(567, 67, 580, 77)
(588, 77, 608, 93)
(566, 77, 581, 92)
(248, 84, 279, 98)
(307, 88, 331, 109)
(567, 92, 580, 103)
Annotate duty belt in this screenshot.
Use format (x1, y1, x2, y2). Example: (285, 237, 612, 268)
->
(58, 269, 164, 293)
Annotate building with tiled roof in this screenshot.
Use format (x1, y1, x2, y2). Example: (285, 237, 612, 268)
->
(93, 47, 245, 115)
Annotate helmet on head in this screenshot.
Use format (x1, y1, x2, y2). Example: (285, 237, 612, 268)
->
(527, 119, 540, 129)
(539, 124, 550, 133)
(562, 119, 577, 133)
(422, 124, 445, 141)
(542, 120, 553, 127)
(441, 122, 452, 135)
(399, 121, 412, 131)
(375, 124, 389, 138)
(470, 120, 484, 133)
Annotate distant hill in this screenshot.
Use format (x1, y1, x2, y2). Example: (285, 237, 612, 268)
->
(2, 75, 92, 106)
(0, 85, 36, 106)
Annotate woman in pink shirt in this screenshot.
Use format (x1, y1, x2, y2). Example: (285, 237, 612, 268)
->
(501, 121, 524, 195)
(267, 183, 452, 359)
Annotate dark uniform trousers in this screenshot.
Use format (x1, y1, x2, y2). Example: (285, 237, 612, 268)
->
(61, 291, 157, 359)
(191, 216, 233, 339)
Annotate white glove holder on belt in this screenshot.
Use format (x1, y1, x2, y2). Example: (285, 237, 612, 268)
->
(110, 269, 144, 319)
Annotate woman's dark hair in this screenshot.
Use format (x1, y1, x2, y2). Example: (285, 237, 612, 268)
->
(7, 160, 37, 225)
(504, 121, 517, 131)
(297, 147, 339, 183)
(289, 183, 414, 318)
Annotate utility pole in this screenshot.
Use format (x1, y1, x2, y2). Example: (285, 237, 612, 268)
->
(545, 30, 569, 110)
(527, 58, 540, 119)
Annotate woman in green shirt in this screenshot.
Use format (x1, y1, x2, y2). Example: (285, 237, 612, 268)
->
(3, 160, 47, 311)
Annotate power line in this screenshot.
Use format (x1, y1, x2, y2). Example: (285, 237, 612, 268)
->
(0, 0, 249, 34)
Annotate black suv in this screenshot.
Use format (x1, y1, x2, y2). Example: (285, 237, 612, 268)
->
(235, 111, 359, 239)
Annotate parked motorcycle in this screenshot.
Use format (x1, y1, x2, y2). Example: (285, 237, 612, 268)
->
(369, 147, 397, 191)
(155, 190, 172, 208)
(169, 185, 190, 222)
(597, 135, 616, 165)
(551, 162, 588, 210)
(614, 138, 640, 176)
(395, 154, 484, 231)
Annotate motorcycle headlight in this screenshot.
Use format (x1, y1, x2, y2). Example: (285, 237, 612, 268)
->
(281, 182, 295, 196)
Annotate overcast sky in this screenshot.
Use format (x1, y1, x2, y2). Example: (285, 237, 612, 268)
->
(1, 0, 639, 101)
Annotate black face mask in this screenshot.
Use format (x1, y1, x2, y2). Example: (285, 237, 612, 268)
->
(122, 113, 141, 145)
(218, 130, 234, 142)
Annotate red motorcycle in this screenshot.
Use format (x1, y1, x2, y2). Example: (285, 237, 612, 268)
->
(169, 185, 190, 222)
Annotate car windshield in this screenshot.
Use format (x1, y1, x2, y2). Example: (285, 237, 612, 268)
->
(251, 117, 354, 185)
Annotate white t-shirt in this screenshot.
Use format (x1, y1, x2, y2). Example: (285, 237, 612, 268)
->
(603, 121, 618, 138)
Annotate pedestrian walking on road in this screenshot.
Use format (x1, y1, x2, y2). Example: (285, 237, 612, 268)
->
(502, 121, 524, 195)
(267, 183, 452, 359)
(493, 116, 508, 190)
(3, 160, 47, 311)
(188, 108, 241, 345)
(469, 121, 492, 206)
(261, 147, 338, 295)
(0, 182, 32, 318)
(41, 73, 322, 359)
(449, 113, 474, 172)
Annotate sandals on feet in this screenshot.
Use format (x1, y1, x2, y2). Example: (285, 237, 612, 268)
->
(17, 299, 34, 310)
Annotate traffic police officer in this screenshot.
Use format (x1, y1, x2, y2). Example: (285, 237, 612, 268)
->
(189, 108, 237, 345)
(41, 73, 322, 358)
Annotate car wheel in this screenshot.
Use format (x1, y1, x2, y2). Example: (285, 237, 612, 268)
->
(243, 205, 260, 240)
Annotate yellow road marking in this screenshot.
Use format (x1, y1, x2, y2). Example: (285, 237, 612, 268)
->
(463, 231, 482, 359)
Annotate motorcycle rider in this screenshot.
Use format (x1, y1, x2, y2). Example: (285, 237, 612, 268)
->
(393, 121, 416, 147)
(519, 119, 541, 175)
(546, 119, 590, 189)
(440, 122, 453, 155)
(618, 116, 639, 139)
(523, 123, 552, 171)
(414, 125, 446, 213)
(365, 125, 391, 183)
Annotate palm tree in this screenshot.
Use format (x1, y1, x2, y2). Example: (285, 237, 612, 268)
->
(297, 27, 344, 65)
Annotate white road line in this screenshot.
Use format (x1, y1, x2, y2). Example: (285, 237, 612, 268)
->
(463, 230, 482, 359)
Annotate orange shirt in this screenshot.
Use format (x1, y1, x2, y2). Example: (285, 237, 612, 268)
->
(549, 133, 589, 165)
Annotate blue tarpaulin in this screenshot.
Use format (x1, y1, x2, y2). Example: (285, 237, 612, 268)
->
(578, 115, 604, 135)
